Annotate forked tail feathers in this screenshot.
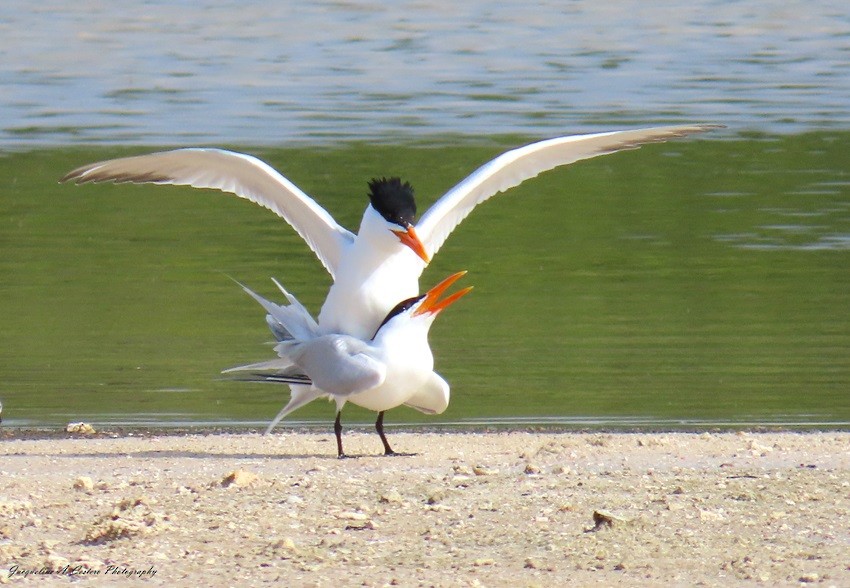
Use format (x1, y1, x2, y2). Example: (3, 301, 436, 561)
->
(222, 357, 311, 385)
(236, 277, 321, 342)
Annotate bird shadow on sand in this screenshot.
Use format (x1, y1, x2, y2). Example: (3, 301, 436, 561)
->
(15, 449, 417, 460)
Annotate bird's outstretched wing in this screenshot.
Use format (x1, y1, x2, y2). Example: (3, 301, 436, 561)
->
(415, 124, 722, 257)
(61, 148, 355, 278)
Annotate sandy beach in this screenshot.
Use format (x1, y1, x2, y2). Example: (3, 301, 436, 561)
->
(1, 429, 848, 586)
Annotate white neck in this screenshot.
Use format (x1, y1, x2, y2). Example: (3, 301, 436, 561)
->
(316, 205, 425, 338)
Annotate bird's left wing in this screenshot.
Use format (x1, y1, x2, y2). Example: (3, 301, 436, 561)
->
(60, 148, 355, 277)
(293, 337, 386, 396)
(415, 124, 722, 257)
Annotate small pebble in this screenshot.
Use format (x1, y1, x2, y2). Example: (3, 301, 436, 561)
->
(379, 490, 403, 504)
(220, 470, 259, 488)
(73, 476, 94, 491)
(269, 537, 297, 551)
(426, 489, 446, 505)
(66, 422, 96, 435)
(698, 509, 724, 522)
(592, 510, 630, 530)
(337, 511, 368, 521)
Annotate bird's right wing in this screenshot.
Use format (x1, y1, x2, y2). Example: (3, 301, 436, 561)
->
(60, 148, 355, 278)
(291, 337, 386, 396)
(404, 371, 450, 415)
(415, 124, 722, 257)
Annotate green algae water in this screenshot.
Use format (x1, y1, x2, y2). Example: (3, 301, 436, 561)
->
(1, 133, 848, 428)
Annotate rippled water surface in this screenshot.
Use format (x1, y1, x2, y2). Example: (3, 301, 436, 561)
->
(2, 1, 850, 147)
(0, 2, 848, 428)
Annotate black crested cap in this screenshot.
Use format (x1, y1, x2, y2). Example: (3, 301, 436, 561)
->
(372, 294, 425, 339)
(367, 177, 417, 227)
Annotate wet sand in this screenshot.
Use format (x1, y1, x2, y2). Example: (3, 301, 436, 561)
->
(1, 430, 848, 586)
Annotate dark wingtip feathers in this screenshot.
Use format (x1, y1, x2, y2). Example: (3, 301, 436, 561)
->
(59, 166, 173, 185)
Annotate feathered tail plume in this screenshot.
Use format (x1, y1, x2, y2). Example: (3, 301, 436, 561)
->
(223, 278, 329, 434)
(240, 277, 321, 342)
(224, 277, 321, 376)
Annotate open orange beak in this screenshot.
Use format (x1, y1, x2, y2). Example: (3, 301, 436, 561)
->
(392, 225, 431, 264)
(414, 271, 473, 317)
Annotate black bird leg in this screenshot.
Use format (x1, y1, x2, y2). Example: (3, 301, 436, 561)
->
(375, 411, 395, 455)
(334, 411, 346, 458)
(375, 412, 415, 456)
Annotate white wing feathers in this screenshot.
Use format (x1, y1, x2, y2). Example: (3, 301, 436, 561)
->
(61, 126, 718, 273)
(284, 337, 386, 397)
(60, 148, 354, 277)
(415, 124, 721, 257)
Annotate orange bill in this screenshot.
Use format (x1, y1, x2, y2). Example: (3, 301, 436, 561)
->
(415, 271, 473, 316)
(392, 225, 431, 264)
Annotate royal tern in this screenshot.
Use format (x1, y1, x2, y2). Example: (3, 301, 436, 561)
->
(61, 124, 719, 339)
(227, 271, 472, 457)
